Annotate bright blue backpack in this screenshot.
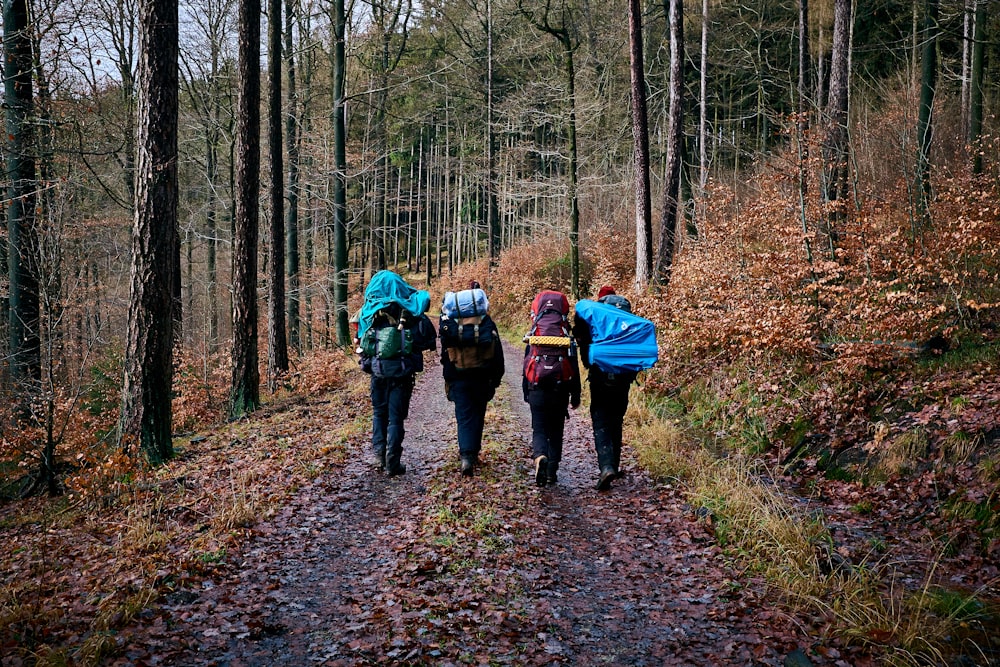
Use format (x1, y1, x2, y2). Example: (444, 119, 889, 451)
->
(574, 300, 658, 373)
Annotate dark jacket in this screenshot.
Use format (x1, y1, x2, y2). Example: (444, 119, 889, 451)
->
(439, 314, 505, 387)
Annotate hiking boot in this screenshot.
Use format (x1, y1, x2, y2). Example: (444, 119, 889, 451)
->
(371, 449, 387, 469)
(386, 463, 407, 477)
(460, 456, 475, 477)
(596, 466, 616, 491)
(546, 460, 559, 485)
(534, 456, 548, 487)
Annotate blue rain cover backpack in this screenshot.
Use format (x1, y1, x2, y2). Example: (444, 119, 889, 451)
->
(574, 300, 658, 373)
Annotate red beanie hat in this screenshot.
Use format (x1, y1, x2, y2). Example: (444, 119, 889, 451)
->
(597, 285, 615, 299)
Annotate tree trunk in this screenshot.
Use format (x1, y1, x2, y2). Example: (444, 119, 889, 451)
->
(4, 0, 41, 417)
(267, 0, 289, 390)
(629, 0, 652, 292)
(967, 0, 984, 175)
(486, 0, 501, 265)
(332, 0, 350, 346)
(655, 0, 684, 288)
(915, 0, 937, 227)
(821, 0, 851, 257)
(231, 0, 262, 417)
(285, 0, 301, 353)
(118, 0, 179, 464)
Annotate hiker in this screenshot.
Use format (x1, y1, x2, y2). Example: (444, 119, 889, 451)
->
(522, 290, 580, 486)
(573, 285, 658, 490)
(356, 270, 437, 476)
(439, 281, 505, 476)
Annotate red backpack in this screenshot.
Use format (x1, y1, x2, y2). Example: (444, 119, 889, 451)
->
(523, 290, 576, 386)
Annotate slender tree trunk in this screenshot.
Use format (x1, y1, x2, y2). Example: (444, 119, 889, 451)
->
(968, 0, 985, 175)
(4, 0, 40, 415)
(655, 0, 684, 288)
(698, 0, 708, 193)
(231, 0, 262, 417)
(565, 43, 580, 299)
(798, 0, 814, 265)
(285, 0, 301, 353)
(332, 0, 349, 346)
(915, 0, 937, 227)
(629, 0, 652, 292)
(486, 0, 501, 265)
(821, 0, 851, 257)
(267, 0, 289, 390)
(118, 0, 179, 463)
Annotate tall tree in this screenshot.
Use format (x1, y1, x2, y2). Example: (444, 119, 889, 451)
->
(231, 0, 262, 416)
(331, 0, 350, 346)
(655, 0, 684, 287)
(117, 0, 179, 464)
(518, 0, 582, 299)
(267, 0, 289, 390)
(285, 0, 301, 352)
(4, 0, 41, 411)
(821, 0, 851, 257)
(967, 0, 985, 175)
(486, 0, 501, 265)
(629, 0, 652, 291)
(915, 0, 938, 226)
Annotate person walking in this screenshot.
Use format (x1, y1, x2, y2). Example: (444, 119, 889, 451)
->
(439, 281, 505, 476)
(356, 270, 437, 476)
(522, 290, 580, 486)
(573, 285, 644, 490)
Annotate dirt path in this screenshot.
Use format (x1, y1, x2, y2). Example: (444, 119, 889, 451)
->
(111, 344, 857, 666)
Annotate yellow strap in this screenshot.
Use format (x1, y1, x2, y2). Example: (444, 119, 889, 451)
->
(527, 335, 572, 346)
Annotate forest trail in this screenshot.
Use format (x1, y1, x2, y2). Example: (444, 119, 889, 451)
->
(110, 343, 847, 666)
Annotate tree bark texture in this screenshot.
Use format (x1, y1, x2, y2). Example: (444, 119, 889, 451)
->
(822, 0, 851, 256)
(4, 0, 41, 411)
(285, 0, 301, 353)
(231, 0, 262, 417)
(655, 0, 684, 288)
(629, 0, 652, 291)
(332, 0, 350, 346)
(118, 0, 179, 464)
(916, 0, 938, 226)
(968, 0, 985, 175)
(267, 0, 289, 390)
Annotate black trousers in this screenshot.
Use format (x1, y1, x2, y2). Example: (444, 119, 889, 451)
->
(526, 387, 570, 463)
(448, 379, 495, 458)
(590, 379, 630, 470)
(370, 374, 415, 467)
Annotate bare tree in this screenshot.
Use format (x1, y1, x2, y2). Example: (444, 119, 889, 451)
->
(968, 0, 985, 175)
(821, 0, 850, 257)
(231, 0, 261, 416)
(331, 0, 350, 346)
(267, 0, 289, 389)
(518, 0, 582, 298)
(117, 0, 179, 463)
(629, 0, 652, 291)
(655, 0, 684, 288)
(914, 0, 937, 227)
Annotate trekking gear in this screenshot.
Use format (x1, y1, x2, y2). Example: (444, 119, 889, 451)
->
(546, 460, 559, 485)
(598, 293, 632, 313)
(357, 270, 430, 342)
(386, 463, 406, 477)
(441, 288, 489, 319)
(440, 288, 499, 372)
(534, 455, 548, 487)
(596, 467, 615, 491)
(523, 290, 577, 387)
(573, 300, 658, 374)
(360, 306, 419, 378)
(460, 455, 475, 477)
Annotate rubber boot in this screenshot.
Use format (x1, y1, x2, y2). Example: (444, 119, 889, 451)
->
(595, 434, 616, 490)
(534, 455, 548, 486)
(460, 455, 476, 477)
(386, 446, 406, 476)
(546, 460, 559, 485)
